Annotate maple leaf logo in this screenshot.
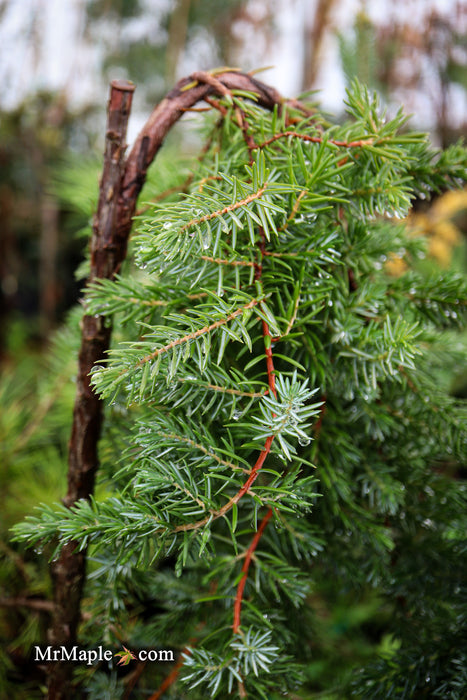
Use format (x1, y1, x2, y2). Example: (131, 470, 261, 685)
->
(115, 646, 137, 666)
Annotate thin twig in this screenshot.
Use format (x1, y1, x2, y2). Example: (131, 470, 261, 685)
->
(181, 184, 268, 232)
(174, 434, 274, 533)
(134, 298, 259, 368)
(232, 508, 273, 633)
(232, 226, 277, 635)
(0, 539, 31, 582)
(159, 431, 251, 474)
(148, 647, 192, 700)
(122, 661, 147, 700)
(0, 596, 55, 612)
(254, 130, 375, 150)
(200, 255, 255, 267)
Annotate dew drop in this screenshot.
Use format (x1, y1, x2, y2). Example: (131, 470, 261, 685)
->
(201, 232, 211, 250)
(232, 410, 242, 421)
(298, 436, 311, 447)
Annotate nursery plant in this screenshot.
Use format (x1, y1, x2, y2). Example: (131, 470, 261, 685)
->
(12, 70, 467, 699)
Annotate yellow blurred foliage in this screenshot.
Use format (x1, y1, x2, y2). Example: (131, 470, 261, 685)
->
(385, 188, 467, 276)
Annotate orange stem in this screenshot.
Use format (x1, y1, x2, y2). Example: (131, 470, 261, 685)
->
(232, 508, 273, 633)
(262, 319, 277, 399)
(148, 647, 192, 700)
(255, 130, 374, 150)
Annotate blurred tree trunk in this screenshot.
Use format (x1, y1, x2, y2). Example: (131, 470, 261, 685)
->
(303, 0, 339, 91)
(0, 185, 16, 358)
(166, 0, 192, 85)
(39, 192, 59, 337)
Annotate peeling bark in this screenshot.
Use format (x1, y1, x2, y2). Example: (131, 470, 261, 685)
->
(47, 79, 135, 700)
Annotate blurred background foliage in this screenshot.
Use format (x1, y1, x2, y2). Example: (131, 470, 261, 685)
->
(0, 0, 466, 696)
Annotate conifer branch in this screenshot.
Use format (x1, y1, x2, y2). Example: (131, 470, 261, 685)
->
(12, 359, 74, 454)
(278, 293, 301, 339)
(181, 184, 268, 232)
(134, 298, 259, 368)
(136, 119, 225, 215)
(17, 70, 465, 700)
(173, 435, 274, 532)
(254, 130, 375, 150)
(172, 482, 207, 510)
(278, 189, 308, 232)
(263, 250, 300, 258)
(126, 297, 169, 308)
(182, 380, 266, 398)
(198, 175, 223, 192)
(204, 95, 229, 116)
(200, 255, 255, 268)
(0, 540, 31, 582)
(176, 375, 266, 398)
(160, 432, 251, 474)
(234, 105, 257, 164)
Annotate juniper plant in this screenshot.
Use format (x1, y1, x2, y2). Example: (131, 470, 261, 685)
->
(13, 75, 467, 699)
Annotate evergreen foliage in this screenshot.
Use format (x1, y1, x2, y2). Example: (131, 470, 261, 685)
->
(0, 313, 81, 698)
(12, 80, 467, 698)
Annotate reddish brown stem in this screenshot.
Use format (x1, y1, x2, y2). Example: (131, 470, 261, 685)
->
(255, 129, 374, 150)
(231, 226, 277, 636)
(235, 435, 274, 501)
(313, 398, 327, 438)
(47, 79, 135, 700)
(148, 648, 192, 700)
(262, 319, 277, 399)
(122, 661, 147, 700)
(233, 508, 273, 634)
(172, 433, 274, 533)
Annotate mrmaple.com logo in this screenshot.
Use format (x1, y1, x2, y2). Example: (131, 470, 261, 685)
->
(34, 645, 174, 666)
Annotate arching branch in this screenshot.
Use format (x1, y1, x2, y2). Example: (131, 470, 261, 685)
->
(47, 70, 310, 699)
